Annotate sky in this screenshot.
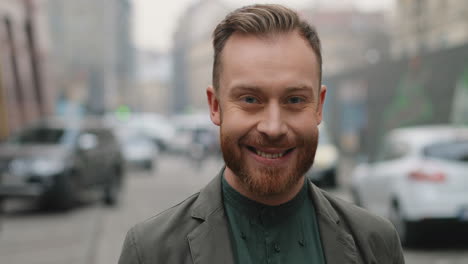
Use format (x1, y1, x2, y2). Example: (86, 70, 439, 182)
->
(133, 0, 393, 52)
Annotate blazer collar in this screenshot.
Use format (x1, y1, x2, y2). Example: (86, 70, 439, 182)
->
(188, 168, 358, 264)
(191, 167, 225, 220)
(308, 181, 359, 264)
(188, 167, 235, 264)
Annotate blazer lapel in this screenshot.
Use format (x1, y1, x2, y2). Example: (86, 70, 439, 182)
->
(187, 168, 235, 264)
(318, 214, 358, 264)
(186, 170, 358, 264)
(187, 208, 235, 264)
(309, 182, 358, 264)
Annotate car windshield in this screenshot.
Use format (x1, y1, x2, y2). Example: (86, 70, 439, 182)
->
(11, 127, 65, 145)
(424, 140, 468, 163)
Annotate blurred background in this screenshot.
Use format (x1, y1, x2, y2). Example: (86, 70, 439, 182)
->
(0, 0, 467, 263)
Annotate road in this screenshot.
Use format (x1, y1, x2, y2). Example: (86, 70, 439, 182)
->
(0, 154, 467, 263)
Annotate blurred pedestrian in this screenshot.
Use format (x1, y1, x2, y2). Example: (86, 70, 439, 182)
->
(118, 4, 405, 264)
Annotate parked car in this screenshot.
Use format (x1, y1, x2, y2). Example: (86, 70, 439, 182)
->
(351, 125, 468, 245)
(106, 112, 175, 152)
(167, 126, 195, 156)
(0, 117, 125, 210)
(306, 124, 339, 187)
(116, 129, 158, 171)
(167, 113, 218, 156)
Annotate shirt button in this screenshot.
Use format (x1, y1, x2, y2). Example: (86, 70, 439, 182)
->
(241, 232, 246, 240)
(298, 239, 305, 247)
(274, 243, 281, 253)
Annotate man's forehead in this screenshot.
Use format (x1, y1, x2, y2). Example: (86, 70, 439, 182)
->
(217, 31, 320, 94)
(219, 30, 319, 72)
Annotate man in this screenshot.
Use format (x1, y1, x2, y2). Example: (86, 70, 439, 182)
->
(118, 4, 405, 264)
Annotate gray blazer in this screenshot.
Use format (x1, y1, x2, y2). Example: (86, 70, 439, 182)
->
(118, 169, 405, 264)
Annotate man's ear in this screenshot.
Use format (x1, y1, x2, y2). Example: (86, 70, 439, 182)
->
(207, 85, 221, 126)
(316, 85, 327, 125)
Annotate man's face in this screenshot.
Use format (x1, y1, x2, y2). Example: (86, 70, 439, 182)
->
(207, 31, 326, 197)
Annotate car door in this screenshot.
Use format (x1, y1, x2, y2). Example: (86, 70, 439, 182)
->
(365, 138, 409, 217)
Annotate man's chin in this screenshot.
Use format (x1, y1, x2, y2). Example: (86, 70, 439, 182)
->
(239, 165, 302, 196)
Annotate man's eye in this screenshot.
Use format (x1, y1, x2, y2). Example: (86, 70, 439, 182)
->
(287, 97, 305, 104)
(241, 96, 258, 104)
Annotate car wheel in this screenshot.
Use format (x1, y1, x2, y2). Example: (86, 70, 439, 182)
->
(389, 201, 417, 246)
(103, 168, 122, 206)
(42, 172, 78, 211)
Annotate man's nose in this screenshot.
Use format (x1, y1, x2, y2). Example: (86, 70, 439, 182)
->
(256, 104, 288, 139)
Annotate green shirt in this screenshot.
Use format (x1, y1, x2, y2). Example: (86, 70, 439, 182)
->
(222, 176, 326, 264)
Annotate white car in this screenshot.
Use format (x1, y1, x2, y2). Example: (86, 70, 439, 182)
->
(117, 129, 159, 171)
(351, 125, 468, 245)
(306, 124, 339, 187)
(106, 112, 175, 152)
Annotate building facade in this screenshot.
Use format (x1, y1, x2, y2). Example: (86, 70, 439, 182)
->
(392, 0, 468, 58)
(135, 50, 172, 114)
(0, 0, 52, 139)
(172, 0, 229, 113)
(46, 0, 134, 115)
(302, 8, 390, 77)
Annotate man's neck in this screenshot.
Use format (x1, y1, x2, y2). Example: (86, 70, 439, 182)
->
(224, 167, 305, 206)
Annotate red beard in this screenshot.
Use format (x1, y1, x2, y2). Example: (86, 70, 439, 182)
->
(220, 128, 318, 196)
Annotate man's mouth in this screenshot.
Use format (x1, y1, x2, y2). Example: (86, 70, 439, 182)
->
(246, 146, 295, 159)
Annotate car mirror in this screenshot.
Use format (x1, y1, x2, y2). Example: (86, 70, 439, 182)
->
(78, 133, 98, 151)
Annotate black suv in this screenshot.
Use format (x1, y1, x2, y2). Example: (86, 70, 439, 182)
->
(0, 117, 125, 210)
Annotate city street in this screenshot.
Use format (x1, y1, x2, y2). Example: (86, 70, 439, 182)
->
(1, 154, 467, 264)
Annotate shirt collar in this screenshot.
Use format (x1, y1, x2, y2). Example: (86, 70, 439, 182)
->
(222, 173, 308, 227)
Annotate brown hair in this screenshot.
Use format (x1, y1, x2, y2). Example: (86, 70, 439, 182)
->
(212, 4, 322, 91)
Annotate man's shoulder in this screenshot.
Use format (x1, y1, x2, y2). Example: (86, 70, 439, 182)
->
(132, 192, 202, 240)
(320, 189, 394, 232)
(319, 189, 404, 262)
(119, 192, 203, 264)
(127, 192, 202, 253)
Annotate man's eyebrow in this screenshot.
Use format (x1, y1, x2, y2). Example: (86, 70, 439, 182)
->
(284, 86, 315, 94)
(228, 84, 317, 98)
(228, 85, 262, 95)
(230, 85, 314, 92)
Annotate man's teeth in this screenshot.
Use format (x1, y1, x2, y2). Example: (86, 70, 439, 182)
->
(256, 150, 285, 159)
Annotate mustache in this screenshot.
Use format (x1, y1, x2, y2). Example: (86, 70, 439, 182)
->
(240, 133, 303, 148)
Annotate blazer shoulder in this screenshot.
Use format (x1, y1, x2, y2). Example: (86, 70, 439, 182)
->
(320, 190, 404, 263)
(320, 189, 393, 231)
(135, 191, 202, 241)
(119, 192, 203, 264)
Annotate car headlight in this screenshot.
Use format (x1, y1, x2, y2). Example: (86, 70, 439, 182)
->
(31, 159, 66, 176)
(10, 158, 66, 176)
(9, 159, 30, 176)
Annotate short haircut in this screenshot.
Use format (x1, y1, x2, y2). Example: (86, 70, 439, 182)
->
(212, 4, 322, 91)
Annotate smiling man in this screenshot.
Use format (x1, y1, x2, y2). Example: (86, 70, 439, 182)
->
(119, 4, 405, 264)
(208, 25, 324, 206)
